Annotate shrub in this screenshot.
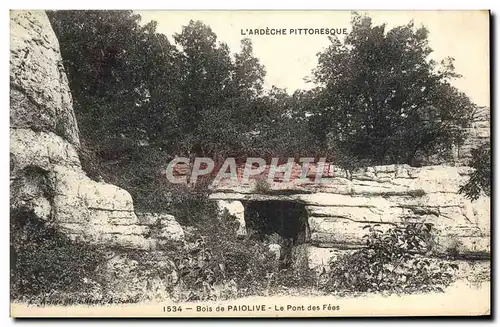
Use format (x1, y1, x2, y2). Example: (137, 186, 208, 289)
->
(460, 142, 491, 200)
(322, 223, 459, 294)
(10, 209, 180, 305)
(76, 141, 105, 182)
(153, 188, 320, 300)
(10, 183, 287, 305)
(10, 210, 108, 304)
(165, 211, 279, 301)
(12, 177, 323, 305)
(102, 249, 178, 303)
(269, 244, 317, 290)
(167, 185, 219, 226)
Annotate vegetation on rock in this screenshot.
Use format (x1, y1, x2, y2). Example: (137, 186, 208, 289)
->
(322, 224, 459, 294)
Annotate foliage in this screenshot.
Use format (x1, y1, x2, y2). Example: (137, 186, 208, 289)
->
(14, 192, 461, 303)
(11, 209, 176, 305)
(47, 12, 271, 160)
(11, 186, 287, 305)
(322, 223, 459, 294)
(174, 209, 279, 300)
(311, 13, 476, 166)
(150, 190, 317, 301)
(47, 10, 183, 152)
(10, 210, 108, 304)
(171, 212, 319, 301)
(48, 12, 294, 212)
(47, 11, 482, 218)
(269, 244, 317, 290)
(132, 186, 281, 301)
(48, 11, 481, 178)
(459, 142, 491, 200)
(165, 185, 219, 226)
(98, 148, 176, 213)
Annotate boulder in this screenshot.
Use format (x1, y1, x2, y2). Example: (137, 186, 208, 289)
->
(217, 200, 246, 237)
(268, 243, 281, 261)
(157, 213, 185, 242)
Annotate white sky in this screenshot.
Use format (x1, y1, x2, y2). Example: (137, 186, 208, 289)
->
(136, 10, 490, 107)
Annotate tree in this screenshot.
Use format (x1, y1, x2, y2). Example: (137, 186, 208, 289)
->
(174, 28, 268, 158)
(231, 38, 266, 99)
(173, 20, 233, 152)
(47, 10, 183, 160)
(49, 13, 277, 209)
(311, 13, 477, 166)
(252, 88, 322, 160)
(48, 10, 187, 212)
(459, 142, 491, 200)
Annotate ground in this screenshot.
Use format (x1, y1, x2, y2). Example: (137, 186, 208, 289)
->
(11, 281, 490, 317)
(10, 261, 490, 317)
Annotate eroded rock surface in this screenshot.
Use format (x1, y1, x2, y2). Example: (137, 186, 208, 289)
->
(216, 200, 246, 237)
(209, 163, 490, 267)
(10, 10, 183, 249)
(10, 11, 79, 145)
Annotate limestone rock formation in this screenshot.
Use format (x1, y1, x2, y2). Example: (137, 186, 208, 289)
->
(216, 200, 246, 237)
(10, 10, 183, 249)
(209, 163, 490, 268)
(136, 212, 185, 243)
(10, 11, 79, 146)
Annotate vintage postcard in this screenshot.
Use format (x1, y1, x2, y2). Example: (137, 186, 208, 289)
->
(10, 9, 490, 317)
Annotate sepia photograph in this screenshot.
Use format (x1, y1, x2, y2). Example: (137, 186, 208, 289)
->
(9, 9, 491, 317)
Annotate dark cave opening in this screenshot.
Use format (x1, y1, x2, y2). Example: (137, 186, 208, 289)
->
(243, 200, 309, 268)
(243, 200, 309, 245)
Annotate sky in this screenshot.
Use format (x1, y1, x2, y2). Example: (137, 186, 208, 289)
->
(136, 10, 490, 107)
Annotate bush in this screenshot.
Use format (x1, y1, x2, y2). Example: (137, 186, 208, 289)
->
(268, 244, 317, 290)
(143, 188, 319, 301)
(10, 210, 108, 304)
(322, 223, 459, 294)
(167, 185, 219, 226)
(165, 210, 279, 301)
(460, 142, 491, 200)
(11, 210, 179, 305)
(177, 207, 319, 299)
(76, 140, 105, 182)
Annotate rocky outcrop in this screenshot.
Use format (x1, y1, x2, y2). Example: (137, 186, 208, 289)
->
(216, 200, 246, 237)
(136, 212, 185, 243)
(10, 11, 183, 249)
(10, 11, 79, 146)
(208, 163, 490, 269)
